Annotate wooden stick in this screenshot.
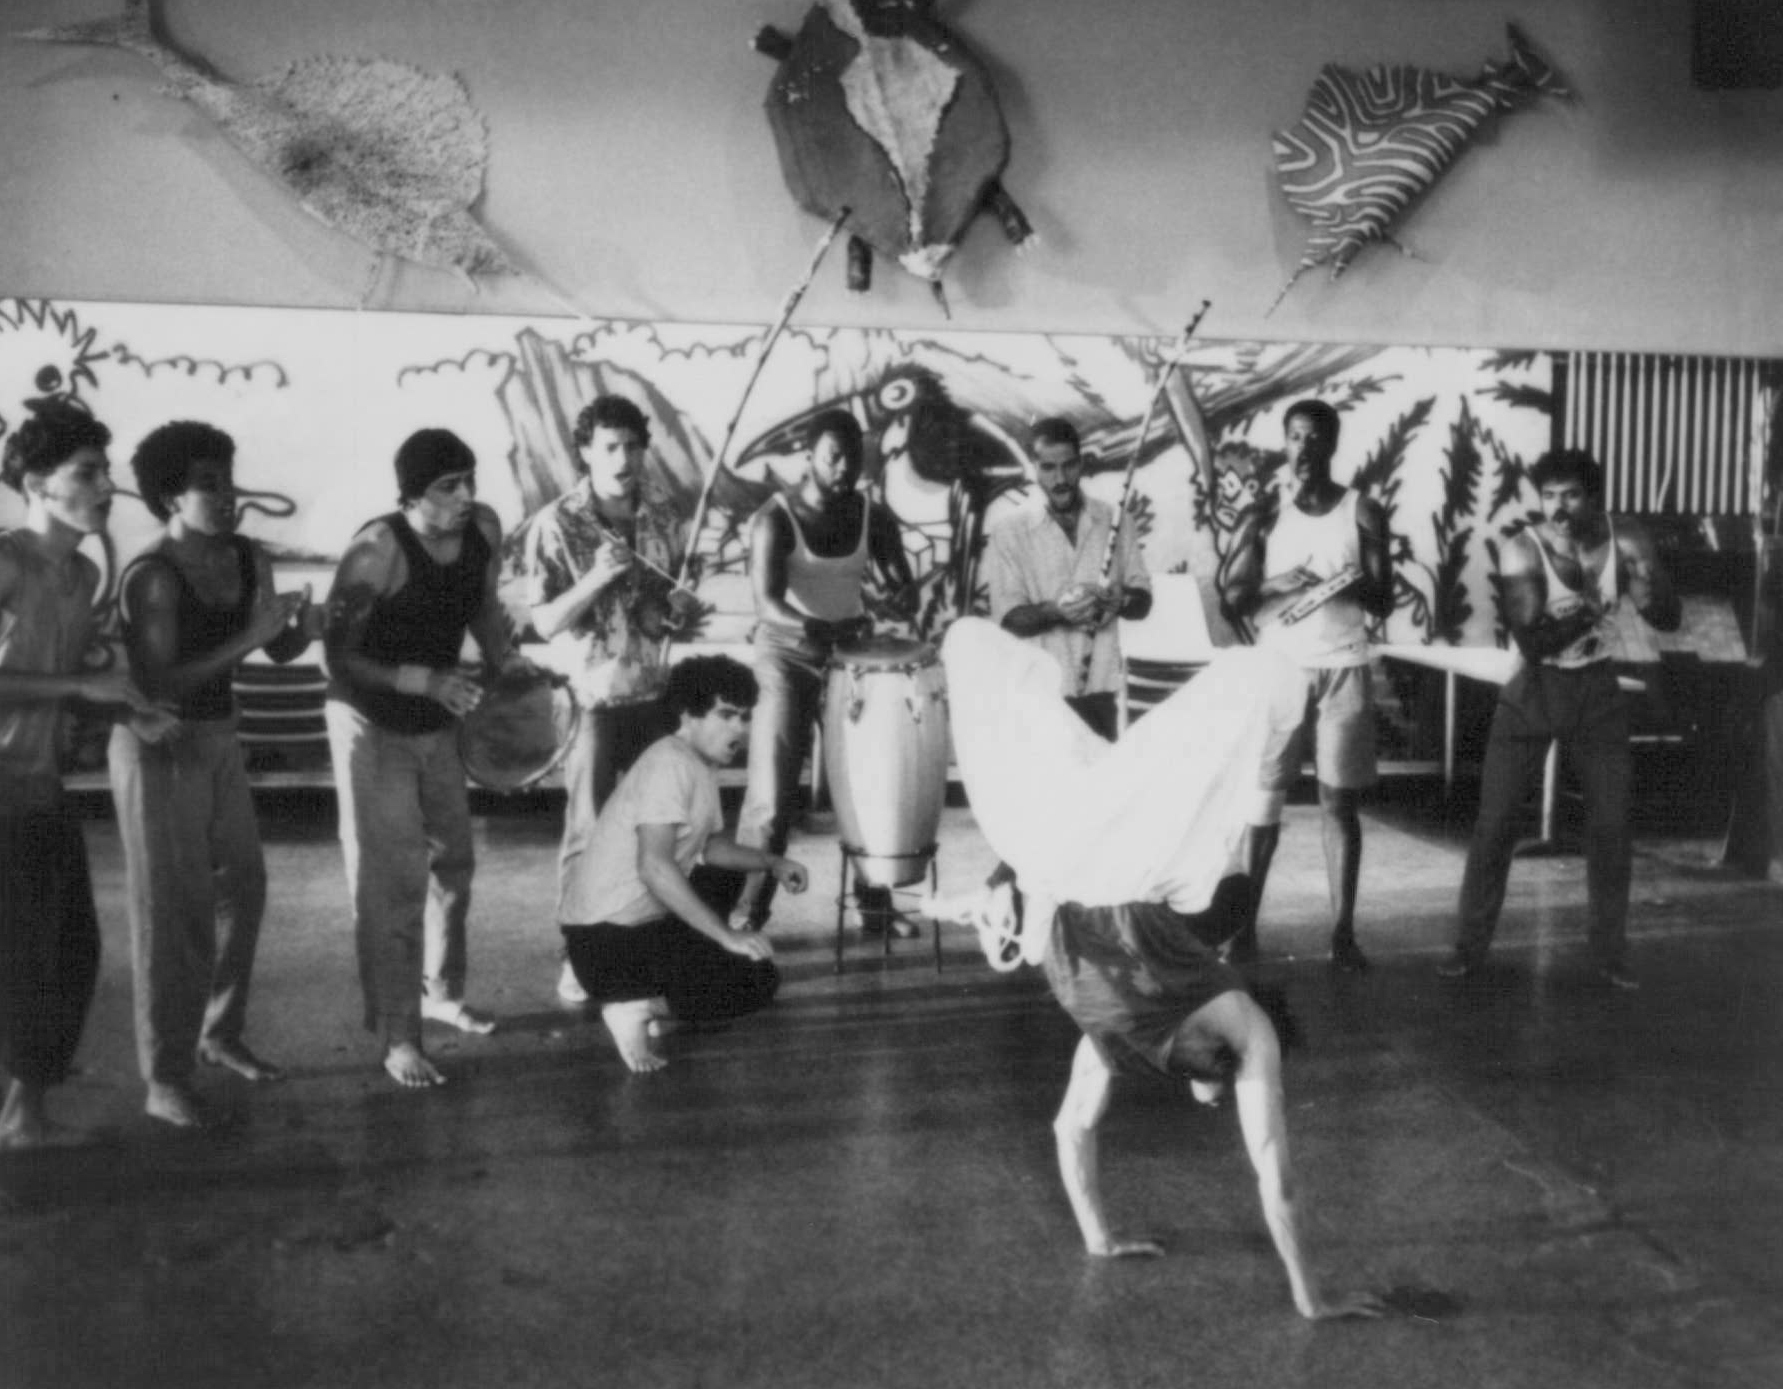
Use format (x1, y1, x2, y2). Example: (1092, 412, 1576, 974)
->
(673, 207, 852, 590)
(1076, 299, 1211, 691)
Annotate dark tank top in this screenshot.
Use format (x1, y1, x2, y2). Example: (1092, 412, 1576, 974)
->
(122, 536, 256, 721)
(340, 511, 490, 734)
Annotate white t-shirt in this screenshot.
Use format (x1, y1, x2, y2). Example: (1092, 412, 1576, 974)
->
(558, 734, 723, 927)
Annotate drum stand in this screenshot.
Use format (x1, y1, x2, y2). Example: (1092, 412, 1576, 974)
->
(834, 844, 942, 975)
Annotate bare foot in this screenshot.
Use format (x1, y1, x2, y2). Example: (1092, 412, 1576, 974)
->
(419, 997, 498, 1035)
(383, 1043, 446, 1089)
(144, 1082, 211, 1130)
(0, 1083, 96, 1151)
(200, 1041, 285, 1083)
(602, 999, 667, 1073)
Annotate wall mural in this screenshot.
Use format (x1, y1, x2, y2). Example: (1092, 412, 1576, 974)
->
(11, 293, 1746, 770)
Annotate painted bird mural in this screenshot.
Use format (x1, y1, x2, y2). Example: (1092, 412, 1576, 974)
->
(15, 0, 516, 297)
(754, 0, 1034, 315)
(1269, 25, 1568, 312)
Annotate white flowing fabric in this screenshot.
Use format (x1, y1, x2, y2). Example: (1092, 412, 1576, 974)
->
(942, 618, 1306, 949)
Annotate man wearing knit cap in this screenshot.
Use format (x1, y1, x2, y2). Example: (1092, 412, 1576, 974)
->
(323, 429, 524, 1088)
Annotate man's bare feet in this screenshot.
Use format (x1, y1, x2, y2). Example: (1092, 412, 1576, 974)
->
(0, 1080, 92, 1151)
(144, 1082, 211, 1130)
(602, 998, 668, 1073)
(199, 1040, 285, 1083)
(419, 997, 498, 1035)
(383, 1043, 446, 1089)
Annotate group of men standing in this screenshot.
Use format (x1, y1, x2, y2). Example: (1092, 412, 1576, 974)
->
(1, 387, 1679, 1166)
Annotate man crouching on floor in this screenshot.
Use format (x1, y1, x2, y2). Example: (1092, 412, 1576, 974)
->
(560, 654, 808, 1072)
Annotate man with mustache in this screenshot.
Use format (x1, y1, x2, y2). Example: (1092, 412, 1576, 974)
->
(561, 654, 807, 1073)
(1441, 449, 1679, 988)
(112, 421, 319, 1127)
(730, 409, 915, 936)
(324, 429, 523, 1089)
(983, 416, 1152, 742)
(1224, 400, 1393, 974)
(0, 401, 177, 1148)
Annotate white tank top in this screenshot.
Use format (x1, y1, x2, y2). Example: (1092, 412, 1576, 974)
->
(1258, 489, 1369, 668)
(1534, 522, 1619, 669)
(778, 493, 870, 623)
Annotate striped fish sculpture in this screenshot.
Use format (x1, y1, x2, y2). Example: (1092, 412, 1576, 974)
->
(1270, 25, 1568, 312)
(15, 0, 514, 290)
(754, 0, 1034, 314)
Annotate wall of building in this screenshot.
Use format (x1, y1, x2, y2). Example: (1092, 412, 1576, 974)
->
(2, 0, 1781, 356)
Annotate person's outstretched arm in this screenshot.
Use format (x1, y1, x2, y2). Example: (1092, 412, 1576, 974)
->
(1053, 1035, 1164, 1258)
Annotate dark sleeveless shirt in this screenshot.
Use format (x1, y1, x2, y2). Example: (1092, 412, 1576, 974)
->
(338, 511, 490, 734)
(122, 535, 256, 721)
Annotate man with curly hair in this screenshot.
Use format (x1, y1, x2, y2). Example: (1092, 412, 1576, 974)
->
(524, 396, 698, 1003)
(111, 421, 320, 1127)
(0, 401, 176, 1148)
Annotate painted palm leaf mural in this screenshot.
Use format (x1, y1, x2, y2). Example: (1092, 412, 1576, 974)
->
(1270, 26, 1568, 311)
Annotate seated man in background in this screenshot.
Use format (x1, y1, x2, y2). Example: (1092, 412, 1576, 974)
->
(562, 654, 809, 1073)
(929, 618, 1380, 1319)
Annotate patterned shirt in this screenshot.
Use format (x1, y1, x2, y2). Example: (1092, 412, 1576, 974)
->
(0, 531, 98, 805)
(523, 481, 683, 705)
(984, 497, 1149, 697)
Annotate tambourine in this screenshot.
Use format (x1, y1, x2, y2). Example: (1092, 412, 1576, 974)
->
(458, 667, 580, 793)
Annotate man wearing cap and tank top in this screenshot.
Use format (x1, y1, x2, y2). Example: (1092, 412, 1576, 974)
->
(323, 429, 528, 1089)
(729, 410, 916, 936)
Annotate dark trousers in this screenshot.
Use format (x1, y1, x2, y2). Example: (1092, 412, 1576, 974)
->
(0, 804, 101, 1088)
(1456, 663, 1632, 967)
(561, 867, 779, 1024)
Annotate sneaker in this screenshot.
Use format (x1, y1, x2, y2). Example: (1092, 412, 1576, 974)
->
(1329, 934, 1370, 973)
(1598, 963, 1640, 992)
(1436, 950, 1479, 980)
(557, 960, 589, 1004)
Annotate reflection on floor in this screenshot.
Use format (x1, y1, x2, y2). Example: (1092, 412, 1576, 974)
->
(2, 785, 1780, 1389)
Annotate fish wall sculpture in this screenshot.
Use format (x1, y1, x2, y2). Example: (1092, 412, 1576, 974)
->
(15, 0, 515, 294)
(754, 0, 1034, 314)
(1270, 25, 1568, 312)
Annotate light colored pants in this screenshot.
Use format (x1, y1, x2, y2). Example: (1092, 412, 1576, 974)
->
(326, 701, 474, 1048)
(733, 624, 827, 926)
(109, 719, 267, 1087)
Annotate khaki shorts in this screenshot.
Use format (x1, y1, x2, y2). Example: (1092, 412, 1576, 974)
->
(1258, 664, 1377, 792)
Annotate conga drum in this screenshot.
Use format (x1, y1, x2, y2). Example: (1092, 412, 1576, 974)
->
(459, 666, 580, 793)
(822, 637, 950, 887)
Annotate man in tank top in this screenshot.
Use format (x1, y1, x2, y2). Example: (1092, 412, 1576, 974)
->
(112, 421, 320, 1128)
(1440, 449, 1679, 989)
(0, 401, 177, 1149)
(1223, 400, 1394, 974)
(729, 409, 916, 935)
(324, 430, 524, 1089)
(983, 416, 1153, 743)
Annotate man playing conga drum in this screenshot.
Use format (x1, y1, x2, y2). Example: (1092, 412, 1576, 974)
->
(983, 417, 1151, 743)
(323, 429, 526, 1088)
(729, 409, 916, 935)
(524, 396, 696, 1003)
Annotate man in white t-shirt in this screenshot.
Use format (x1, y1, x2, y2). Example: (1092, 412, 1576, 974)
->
(561, 654, 810, 1072)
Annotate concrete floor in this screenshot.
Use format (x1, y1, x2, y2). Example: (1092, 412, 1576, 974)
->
(2, 780, 1781, 1389)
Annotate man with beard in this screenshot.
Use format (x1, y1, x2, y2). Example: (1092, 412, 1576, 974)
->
(0, 401, 177, 1148)
(984, 417, 1151, 742)
(324, 429, 523, 1088)
(1223, 400, 1392, 974)
(561, 655, 807, 1073)
(113, 421, 320, 1127)
(1441, 449, 1679, 989)
(729, 409, 915, 936)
